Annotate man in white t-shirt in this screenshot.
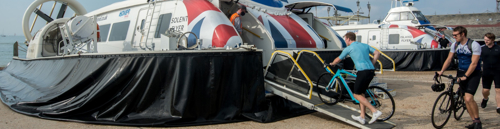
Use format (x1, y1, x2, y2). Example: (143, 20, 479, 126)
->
(438, 26, 482, 129)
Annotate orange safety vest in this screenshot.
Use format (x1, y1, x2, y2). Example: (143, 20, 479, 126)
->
(230, 13, 242, 29)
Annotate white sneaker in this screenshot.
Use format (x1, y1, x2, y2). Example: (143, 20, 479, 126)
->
(368, 111, 382, 124)
(351, 115, 366, 124)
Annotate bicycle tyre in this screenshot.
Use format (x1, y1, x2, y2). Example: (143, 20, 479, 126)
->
(363, 86, 395, 121)
(316, 72, 341, 105)
(453, 92, 466, 120)
(432, 92, 452, 129)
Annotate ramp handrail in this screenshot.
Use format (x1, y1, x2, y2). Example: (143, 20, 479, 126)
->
(369, 54, 384, 74)
(242, 27, 262, 39)
(296, 50, 334, 74)
(265, 50, 315, 99)
(371, 46, 396, 71)
(298, 50, 385, 74)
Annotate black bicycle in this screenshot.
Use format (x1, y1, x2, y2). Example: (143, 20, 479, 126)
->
(431, 72, 466, 129)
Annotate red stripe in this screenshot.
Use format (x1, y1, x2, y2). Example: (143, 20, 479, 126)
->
(183, 0, 221, 24)
(407, 26, 427, 38)
(270, 14, 316, 48)
(389, 24, 399, 28)
(258, 16, 264, 25)
(212, 25, 238, 47)
(431, 40, 439, 48)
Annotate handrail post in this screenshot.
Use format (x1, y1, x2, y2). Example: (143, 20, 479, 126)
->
(13, 42, 19, 58)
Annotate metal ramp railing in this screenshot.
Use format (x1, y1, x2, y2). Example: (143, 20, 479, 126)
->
(264, 50, 315, 99)
(264, 50, 396, 129)
(371, 47, 396, 72)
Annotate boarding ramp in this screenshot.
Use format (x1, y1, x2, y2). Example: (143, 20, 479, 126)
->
(264, 50, 396, 129)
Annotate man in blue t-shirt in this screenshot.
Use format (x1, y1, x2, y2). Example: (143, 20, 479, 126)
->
(438, 26, 482, 129)
(329, 32, 381, 125)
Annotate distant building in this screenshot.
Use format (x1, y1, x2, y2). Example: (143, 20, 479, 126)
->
(427, 13, 500, 42)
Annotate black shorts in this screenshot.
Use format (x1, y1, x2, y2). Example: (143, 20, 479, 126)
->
(457, 70, 481, 95)
(482, 69, 500, 89)
(353, 70, 375, 95)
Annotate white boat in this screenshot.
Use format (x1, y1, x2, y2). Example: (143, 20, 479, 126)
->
(327, 0, 453, 50)
(23, 0, 251, 59)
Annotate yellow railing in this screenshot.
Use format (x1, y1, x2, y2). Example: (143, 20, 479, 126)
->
(243, 27, 262, 39)
(371, 47, 396, 71)
(369, 54, 384, 74)
(297, 50, 334, 74)
(268, 50, 315, 99)
(318, 34, 330, 41)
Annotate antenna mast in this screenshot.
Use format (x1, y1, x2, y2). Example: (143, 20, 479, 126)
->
(497, 0, 500, 13)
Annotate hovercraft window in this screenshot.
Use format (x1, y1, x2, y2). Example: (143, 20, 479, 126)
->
(386, 13, 400, 21)
(109, 21, 130, 41)
(356, 36, 362, 42)
(401, 12, 415, 20)
(155, 13, 172, 38)
(98, 24, 111, 42)
(389, 34, 400, 44)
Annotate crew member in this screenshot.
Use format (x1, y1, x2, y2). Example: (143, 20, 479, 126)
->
(439, 35, 450, 49)
(230, 5, 248, 35)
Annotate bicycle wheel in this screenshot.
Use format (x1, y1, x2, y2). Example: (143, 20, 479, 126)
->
(363, 86, 395, 121)
(432, 92, 452, 129)
(453, 92, 466, 120)
(316, 72, 342, 105)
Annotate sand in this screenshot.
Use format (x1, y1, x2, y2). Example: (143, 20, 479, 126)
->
(0, 71, 499, 129)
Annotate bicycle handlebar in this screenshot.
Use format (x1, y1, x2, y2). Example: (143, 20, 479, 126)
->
(434, 72, 456, 80)
(324, 63, 344, 69)
(434, 72, 458, 84)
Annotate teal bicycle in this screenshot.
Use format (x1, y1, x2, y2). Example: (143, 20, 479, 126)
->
(315, 63, 395, 121)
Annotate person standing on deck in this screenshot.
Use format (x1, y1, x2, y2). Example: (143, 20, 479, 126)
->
(439, 35, 450, 49)
(230, 5, 248, 35)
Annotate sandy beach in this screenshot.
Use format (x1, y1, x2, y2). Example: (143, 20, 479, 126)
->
(1, 71, 499, 129)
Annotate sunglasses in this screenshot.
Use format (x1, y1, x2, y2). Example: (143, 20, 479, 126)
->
(453, 33, 462, 37)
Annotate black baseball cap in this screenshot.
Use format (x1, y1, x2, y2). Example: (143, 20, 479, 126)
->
(240, 5, 248, 13)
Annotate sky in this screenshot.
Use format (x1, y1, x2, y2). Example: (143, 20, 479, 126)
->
(0, 0, 498, 36)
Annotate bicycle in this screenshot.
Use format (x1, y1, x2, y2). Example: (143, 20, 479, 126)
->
(431, 72, 466, 129)
(315, 63, 395, 121)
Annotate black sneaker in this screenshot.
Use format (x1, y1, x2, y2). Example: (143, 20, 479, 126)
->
(465, 123, 475, 129)
(497, 108, 500, 114)
(480, 99, 488, 108)
(474, 122, 482, 129)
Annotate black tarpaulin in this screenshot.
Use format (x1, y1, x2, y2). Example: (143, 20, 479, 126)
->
(376, 49, 454, 71)
(314, 49, 451, 71)
(0, 51, 309, 126)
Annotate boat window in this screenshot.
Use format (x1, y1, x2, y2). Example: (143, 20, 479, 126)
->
(401, 12, 415, 20)
(372, 35, 376, 40)
(386, 13, 400, 21)
(109, 21, 130, 41)
(141, 19, 145, 30)
(99, 24, 111, 42)
(412, 11, 428, 22)
(356, 36, 362, 42)
(389, 34, 399, 44)
(155, 13, 173, 38)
